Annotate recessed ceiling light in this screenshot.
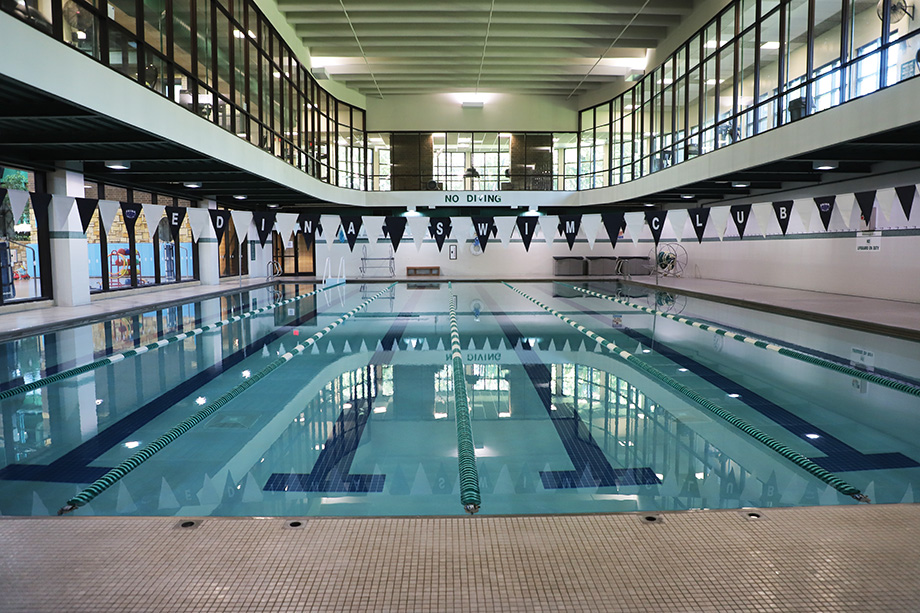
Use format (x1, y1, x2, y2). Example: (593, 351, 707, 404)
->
(732, 181, 750, 188)
(183, 181, 202, 188)
(267, 203, 279, 208)
(105, 161, 130, 170)
(813, 161, 838, 170)
(681, 194, 694, 199)
(233, 195, 247, 200)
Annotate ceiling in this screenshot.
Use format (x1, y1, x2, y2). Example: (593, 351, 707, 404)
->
(279, 0, 697, 97)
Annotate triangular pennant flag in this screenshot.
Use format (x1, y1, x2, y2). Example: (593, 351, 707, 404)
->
(297, 213, 320, 247)
(644, 210, 667, 246)
(667, 209, 689, 243)
(120, 202, 142, 234)
(836, 194, 856, 229)
(493, 216, 516, 249)
(623, 212, 644, 244)
(516, 216, 539, 251)
(538, 215, 559, 244)
(75, 198, 98, 234)
(814, 196, 835, 231)
(428, 217, 452, 251)
(687, 207, 710, 243)
(771, 201, 793, 235)
(362, 216, 386, 245)
(230, 210, 252, 244)
(558, 214, 581, 250)
(384, 216, 407, 251)
(876, 188, 896, 223)
(752, 203, 772, 236)
(252, 211, 277, 247)
(601, 211, 626, 248)
(795, 198, 813, 232)
(52, 195, 76, 231)
(319, 214, 339, 240)
(141, 203, 166, 242)
(452, 216, 472, 246)
(709, 206, 730, 241)
(895, 185, 916, 220)
(97, 200, 121, 235)
(275, 212, 299, 244)
(0, 188, 5, 210)
(165, 206, 187, 241)
(339, 215, 363, 251)
(7, 189, 30, 223)
(720, 204, 751, 240)
(581, 214, 602, 249)
(209, 209, 231, 243)
(186, 207, 211, 241)
(854, 191, 876, 227)
(407, 216, 429, 251)
(471, 216, 495, 252)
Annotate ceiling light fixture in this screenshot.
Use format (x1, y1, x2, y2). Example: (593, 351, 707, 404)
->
(105, 161, 130, 170)
(732, 181, 750, 188)
(183, 181, 202, 188)
(267, 203, 279, 208)
(813, 160, 838, 170)
(461, 100, 484, 109)
(233, 194, 247, 200)
(681, 194, 694, 199)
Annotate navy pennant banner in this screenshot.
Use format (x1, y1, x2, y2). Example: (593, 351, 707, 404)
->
(75, 198, 98, 234)
(687, 207, 710, 243)
(428, 217, 452, 252)
(297, 213, 320, 247)
(252, 211, 276, 247)
(772, 201, 793, 235)
(471, 216, 494, 253)
(854, 191, 876, 226)
(208, 209, 230, 243)
(558, 214, 582, 250)
(644, 210, 667, 246)
(165, 206, 187, 241)
(28, 192, 52, 211)
(0, 188, 6, 207)
(339, 215, 363, 251)
(384, 216, 407, 251)
(121, 202, 142, 233)
(895, 185, 916, 219)
(814, 196, 835, 231)
(601, 212, 626, 249)
(516, 216, 539, 251)
(730, 204, 751, 239)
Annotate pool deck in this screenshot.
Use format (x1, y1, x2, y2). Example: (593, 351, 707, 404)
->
(3, 504, 919, 612)
(2, 276, 920, 611)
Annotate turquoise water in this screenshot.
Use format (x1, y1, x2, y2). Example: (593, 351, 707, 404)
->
(1, 281, 918, 517)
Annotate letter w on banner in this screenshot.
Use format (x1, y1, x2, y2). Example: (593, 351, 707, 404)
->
(471, 216, 495, 252)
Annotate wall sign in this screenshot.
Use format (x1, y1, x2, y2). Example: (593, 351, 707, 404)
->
(856, 231, 881, 252)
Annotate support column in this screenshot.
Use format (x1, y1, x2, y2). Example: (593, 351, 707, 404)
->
(197, 199, 220, 286)
(248, 237, 272, 280)
(48, 169, 90, 307)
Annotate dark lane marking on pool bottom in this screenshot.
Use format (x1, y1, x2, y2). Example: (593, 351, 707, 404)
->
(479, 286, 660, 489)
(263, 293, 425, 493)
(546, 290, 920, 474)
(0, 289, 358, 484)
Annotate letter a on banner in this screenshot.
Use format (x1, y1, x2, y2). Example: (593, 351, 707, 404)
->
(297, 213, 320, 248)
(165, 206, 187, 241)
(428, 217, 452, 252)
(251, 211, 276, 247)
(772, 201, 793, 235)
(814, 196, 835, 231)
(644, 210, 667, 246)
(384, 216, 407, 251)
(601, 212, 626, 248)
(558, 214, 581, 250)
(209, 209, 231, 243)
(687, 207, 710, 243)
(730, 204, 751, 239)
(339, 215, 363, 251)
(471, 216, 494, 253)
(516, 216, 538, 251)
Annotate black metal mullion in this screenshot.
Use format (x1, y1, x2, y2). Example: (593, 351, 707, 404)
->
(805, 0, 816, 114)
(777, 0, 787, 126)
(838, 0, 849, 105)
(753, 0, 762, 133)
(879, 0, 891, 88)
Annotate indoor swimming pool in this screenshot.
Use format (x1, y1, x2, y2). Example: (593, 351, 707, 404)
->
(1, 281, 918, 518)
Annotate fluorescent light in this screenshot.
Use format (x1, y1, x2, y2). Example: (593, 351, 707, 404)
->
(813, 161, 838, 170)
(233, 194, 247, 200)
(105, 161, 130, 170)
(183, 181, 202, 188)
(728, 393, 741, 398)
(805, 433, 820, 439)
(681, 194, 694, 199)
(267, 203, 279, 208)
(242, 370, 251, 378)
(761, 41, 780, 50)
(732, 181, 750, 188)
(461, 100, 484, 108)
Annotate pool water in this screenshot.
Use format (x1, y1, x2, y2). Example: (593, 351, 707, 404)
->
(1, 281, 918, 517)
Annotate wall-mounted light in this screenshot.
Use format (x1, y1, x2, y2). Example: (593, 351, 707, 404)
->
(813, 160, 838, 170)
(105, 161, 131, 170)
(183, 181, 202, 188)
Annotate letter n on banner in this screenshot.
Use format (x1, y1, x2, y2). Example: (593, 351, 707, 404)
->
(297, 213, 320, 248)
(644, 210, 667, 246)
(772, 201, 793, 235)
(687, 207, 710, 243)
(516, 216, 538, 251)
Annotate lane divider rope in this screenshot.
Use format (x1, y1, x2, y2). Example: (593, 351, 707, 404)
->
(1, 282, 346, 402)
(448, 282, 482, 514)
(57, 282, 395, 515)
(503, 282, 869, 503)
(561, 282, 920, 399)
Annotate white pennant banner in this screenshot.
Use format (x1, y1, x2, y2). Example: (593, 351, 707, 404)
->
(581, 213, 602, 249)
(752, 203, 773, 236)
(667, 209, 688, 243)
(230, 210, 252, 244)
(623, 212, 644, 244)
(538, 215, 559, 243)
(319, 214, 339, 240)
(794, 199, 812, 233)
(407, 216, 430, 251)
(362, 216, 386, 244)
(6, 189, 30, 223)
(452, 216, 472, 245)
(275, 212, 299, 244)
(185, 208, 212, 241)
(142, 204, 166, 242)
(493, 216, 517, 249)
(709, 206, 730, 241)
(836, 193, 856, 230)
(51, 195, 76, 232)
(876, 188, 896, 222)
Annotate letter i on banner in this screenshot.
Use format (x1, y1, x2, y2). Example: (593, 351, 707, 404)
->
(516, 217, 538, 251)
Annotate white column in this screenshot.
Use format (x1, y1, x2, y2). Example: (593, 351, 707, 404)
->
(48, 169, 90, 307)
(248, 237, 272, 280)
(197, 199, 220, 286)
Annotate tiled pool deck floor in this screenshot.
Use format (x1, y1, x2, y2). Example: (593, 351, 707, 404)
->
(3, 504, 919, 612)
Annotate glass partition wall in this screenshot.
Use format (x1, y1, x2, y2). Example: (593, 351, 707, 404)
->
(579, 0, 920, 188)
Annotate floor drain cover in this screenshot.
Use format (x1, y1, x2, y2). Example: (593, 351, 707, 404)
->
(284, 520, 305, 529)
(175, 520, 202, 529)
(640, 514, 662, 524)
(741, 510, 766, 520)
